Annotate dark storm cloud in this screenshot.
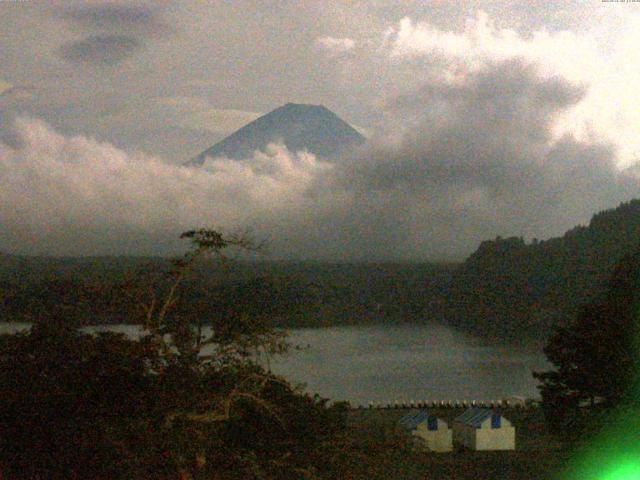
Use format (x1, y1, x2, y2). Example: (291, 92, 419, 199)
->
(57, 35, 141, 65)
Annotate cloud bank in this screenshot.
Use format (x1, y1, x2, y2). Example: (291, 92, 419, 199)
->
(328, 60, 637, 258)
(0, 116, 332, 256)
(378, 11, 640, 169)
(1, 58, 638, 259)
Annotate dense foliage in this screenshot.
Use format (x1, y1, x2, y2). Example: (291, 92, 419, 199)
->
(0, 321, 355, 479)
(533, 246, 640, 443)
(446, 199, 640, 340)
(0, 230, 356, 479)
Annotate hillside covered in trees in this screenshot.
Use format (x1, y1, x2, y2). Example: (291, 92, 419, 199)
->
(446, 199, 640, 341)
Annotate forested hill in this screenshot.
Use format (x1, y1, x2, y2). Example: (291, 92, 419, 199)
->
(446, 199, 640, 341)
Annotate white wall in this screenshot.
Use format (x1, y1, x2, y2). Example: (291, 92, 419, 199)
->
(413, 424, 453, 452)
(475, 425, 515, 450)
(453, 416, 516, 451)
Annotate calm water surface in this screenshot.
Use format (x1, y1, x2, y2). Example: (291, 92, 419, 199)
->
(0, 323, 547, 405)
(270, 324, 548, 405)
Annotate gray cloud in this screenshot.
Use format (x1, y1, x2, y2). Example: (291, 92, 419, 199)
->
(309, 59, 638, 259)
(54, 2, 169, 66)
(0, 85, 35, 149)
(63, 3, 156, 29)
(0, 119, 332, 256)
(0, 111, 23, 150)
(57, 35, 141, 65)
(0, 60, 637, 259)
(0, 85, 35, 101)
(59, 2, 169, 36)
(344, 61, 586, 192)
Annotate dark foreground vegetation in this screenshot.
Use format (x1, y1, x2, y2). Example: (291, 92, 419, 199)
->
(535, 245, 640, 433)
(0, 230, 434, 479)
(3, 200, 640, 343)
(0, 228, 572, 480)
(1, 200, 640, 477)
(531, 244, 640, 478)
(0, 318, 354, 479)
(0, 323, 570, 479)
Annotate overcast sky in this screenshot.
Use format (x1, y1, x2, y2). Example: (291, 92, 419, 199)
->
(1, 0, 640, 259)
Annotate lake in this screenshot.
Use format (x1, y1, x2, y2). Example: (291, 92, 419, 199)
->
(270, 324, 548, 405)
(0, 322, 548, 405)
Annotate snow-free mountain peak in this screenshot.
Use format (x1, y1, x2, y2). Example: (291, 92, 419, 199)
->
(186, 103, 365, 165)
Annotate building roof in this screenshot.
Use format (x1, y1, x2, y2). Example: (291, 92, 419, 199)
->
(398, 411, 439, 430)
(454, 408, 497, 428)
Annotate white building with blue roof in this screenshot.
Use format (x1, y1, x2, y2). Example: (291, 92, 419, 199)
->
(398, 411, 452, 452)
(453, 408, 515, 451)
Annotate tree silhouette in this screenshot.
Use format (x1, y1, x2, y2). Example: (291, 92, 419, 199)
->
(534, 246, 640, 442)
(0, 229, 349, 479)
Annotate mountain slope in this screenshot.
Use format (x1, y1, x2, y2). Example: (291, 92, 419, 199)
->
(186, 103, 365, 165)
(445, 199, 640, 341)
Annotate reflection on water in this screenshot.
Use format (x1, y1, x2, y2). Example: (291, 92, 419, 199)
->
(0, 322, 548, 405)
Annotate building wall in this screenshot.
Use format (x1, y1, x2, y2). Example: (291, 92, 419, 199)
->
(452, 423, 477, 450)
(413, 426, 453, 452)
(475, 426, 515, 450)
(453, 418, 516, 451)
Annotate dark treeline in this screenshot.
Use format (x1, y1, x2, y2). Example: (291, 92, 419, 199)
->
(0, 258, 453, 328)
(446, 199, 640, 340)
(2, 199, 640, 341)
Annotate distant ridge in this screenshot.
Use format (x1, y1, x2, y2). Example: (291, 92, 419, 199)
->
(186, 103, 365, 166)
